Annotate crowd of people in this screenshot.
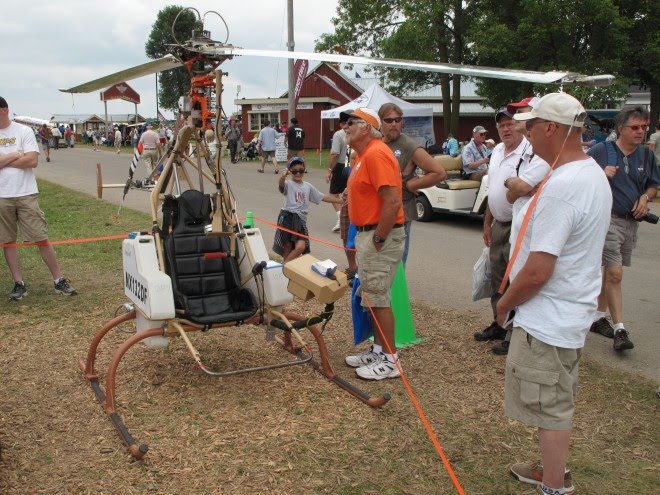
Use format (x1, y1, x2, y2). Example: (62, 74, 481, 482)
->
(2, 89, 659, 494)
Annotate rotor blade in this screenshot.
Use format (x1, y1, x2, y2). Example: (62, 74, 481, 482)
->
(60, 55, 183, 93)
(215, 47, 572, 85)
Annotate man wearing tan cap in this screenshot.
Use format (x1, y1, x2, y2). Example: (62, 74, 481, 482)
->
(498, 92, 612, 495)
(341, 107, 405, 380)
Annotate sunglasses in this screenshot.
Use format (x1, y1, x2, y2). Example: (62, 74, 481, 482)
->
(623, 124, 648, 132)
(382, 117, 403, 124)
(289, 169, 305, 175)
(525, 118, 550, 131)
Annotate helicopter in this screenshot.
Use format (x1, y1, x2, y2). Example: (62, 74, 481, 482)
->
(63, 7, 615, 459)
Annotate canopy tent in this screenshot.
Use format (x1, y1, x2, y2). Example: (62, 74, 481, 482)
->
(320, 84, 435, 148)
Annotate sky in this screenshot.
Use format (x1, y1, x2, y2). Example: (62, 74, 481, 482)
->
(1, 0, 341, 121)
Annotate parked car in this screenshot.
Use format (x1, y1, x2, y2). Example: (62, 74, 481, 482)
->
(415, 154, 488, 221)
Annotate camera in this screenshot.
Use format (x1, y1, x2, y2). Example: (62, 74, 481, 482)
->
(639, 212, 659, 224)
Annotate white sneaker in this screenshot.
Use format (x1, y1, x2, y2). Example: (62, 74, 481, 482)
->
(332, 219, 341, 233)
(345, 347, 379, 368)
(355, 354, 400, 380)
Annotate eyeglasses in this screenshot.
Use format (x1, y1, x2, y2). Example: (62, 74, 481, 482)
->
(382, 117, 403, 124)
(623, 124, 648, 132)
(346, 119, 363, 126)
(289, 169, 305, 175)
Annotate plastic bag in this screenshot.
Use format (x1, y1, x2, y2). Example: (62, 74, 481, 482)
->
(472, 247, 493, 301)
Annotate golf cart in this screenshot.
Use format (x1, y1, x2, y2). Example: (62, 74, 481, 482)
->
(415, 154, 488, 221)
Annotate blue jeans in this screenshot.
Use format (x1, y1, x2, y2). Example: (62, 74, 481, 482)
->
(402, 220, 412, 266)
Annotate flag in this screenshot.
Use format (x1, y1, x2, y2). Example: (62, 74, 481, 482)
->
(293, 59, 309, 110)
(355, 72, 361, 78)
(157, 110, 167, 123)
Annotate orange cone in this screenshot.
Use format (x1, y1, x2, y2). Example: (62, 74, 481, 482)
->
(316, 149, 320, 155)
(302, 149, 306, 155)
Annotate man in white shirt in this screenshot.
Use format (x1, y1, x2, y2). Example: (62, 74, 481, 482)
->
(498, 93, 611, 495)
(114, 126, 122, 154)
(474, 107, 528, 355)
(0, 96, 77, 300)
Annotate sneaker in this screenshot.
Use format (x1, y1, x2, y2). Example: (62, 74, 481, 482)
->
(257, 169, 264, 173)
(345, 347, 380, 368)
(332, 219, 341, 233)
(509, 461, 574, 495)
(492, 340, 509, 355)
(274, 169, 279, 174)
(54, 278, 78, 296)
(46, 156, 50, 162)
(589, 317, 614, 338)
(474, 321, 506, 341)
(355, 354, 400, 380)
(613, 329, 634, 351)
(9, 281, 27, 301)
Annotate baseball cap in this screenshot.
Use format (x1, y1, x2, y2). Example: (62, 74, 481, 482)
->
(507, 96, 540, 115)
(485, 139, 495, 145)
(287, 156, 305, 169)
(513, 93, 586, 128)
(146, 121, 152, 127)
(0, 97, 7, 109)
(339, 107, 381, 132)
(473, 125, 488, 134)
(495, 107, 514, 122)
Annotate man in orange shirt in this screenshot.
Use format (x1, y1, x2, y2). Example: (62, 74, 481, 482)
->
(342, 107, 405, 380)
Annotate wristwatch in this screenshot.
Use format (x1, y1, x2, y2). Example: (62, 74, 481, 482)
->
(372, 234, 385, 244)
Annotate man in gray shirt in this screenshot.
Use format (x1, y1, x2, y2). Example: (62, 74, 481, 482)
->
(258, 120, 283, 173)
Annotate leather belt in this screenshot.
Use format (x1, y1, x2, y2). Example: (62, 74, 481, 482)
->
(612, 213, 634, 220)
(143, 147, 157, 150)
(356, 223, 403, 232)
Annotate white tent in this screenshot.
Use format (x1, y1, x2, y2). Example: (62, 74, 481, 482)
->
(320, 84, 432, 119)
(320, 84, 435, 147)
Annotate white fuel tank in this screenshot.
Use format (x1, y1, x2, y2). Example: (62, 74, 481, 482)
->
(122, 233, 174, 348)
(237, 228, 294, 307)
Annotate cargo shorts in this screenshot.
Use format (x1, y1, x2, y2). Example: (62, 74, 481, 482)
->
(0, 194, 49, 244)
(355, 228, 405, 308)
(602, 215, 638, 267)
(504, 327, 581, 430)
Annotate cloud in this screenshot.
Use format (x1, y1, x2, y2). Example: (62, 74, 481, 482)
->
(4, 0, 340, 120)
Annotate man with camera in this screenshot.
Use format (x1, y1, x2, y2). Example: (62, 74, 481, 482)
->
(587, 106, 660, 351)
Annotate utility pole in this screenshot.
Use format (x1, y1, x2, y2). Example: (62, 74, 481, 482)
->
(287, 0, 295, 122)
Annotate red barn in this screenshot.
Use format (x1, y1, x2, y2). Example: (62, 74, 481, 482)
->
(235, 62, 363, 149)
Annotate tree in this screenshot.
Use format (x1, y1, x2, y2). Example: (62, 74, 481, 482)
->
(145, 6, 200, 111)
(615, 0, 659, 123)
(315, 0, 476, 135)
(469, 0, 632, 110)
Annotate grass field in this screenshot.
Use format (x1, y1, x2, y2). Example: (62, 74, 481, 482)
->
(0, 181, 657, 494)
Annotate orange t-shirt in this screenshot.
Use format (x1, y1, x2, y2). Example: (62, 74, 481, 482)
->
(348, 138, 404, 226)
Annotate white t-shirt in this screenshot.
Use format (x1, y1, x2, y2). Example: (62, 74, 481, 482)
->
(331, 129, 347, 164)
(0, 121, 40, 198)
(512, 154, 551, 220)
(487, 137, 530, 222)
(281, 180, 324, 223)
(509, 157, 612, 349)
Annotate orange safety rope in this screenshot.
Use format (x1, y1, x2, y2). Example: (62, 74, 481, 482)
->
(254, 215, 355, 252)
(362, 292, 466, 495)
(0, 234, 128, 249)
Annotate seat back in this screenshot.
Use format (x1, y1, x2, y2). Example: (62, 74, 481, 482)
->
(164, 190, 257, 325)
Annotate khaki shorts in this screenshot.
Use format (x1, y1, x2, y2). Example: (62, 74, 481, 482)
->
(602, 216, 637, 267)
(504, 327, 581, 430)
(355, 228, 405, 308)
(142, 149, 159, 175)
(0, 194, 49, 244)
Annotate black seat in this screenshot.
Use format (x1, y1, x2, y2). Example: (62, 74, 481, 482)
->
(164, 190, 257, 325)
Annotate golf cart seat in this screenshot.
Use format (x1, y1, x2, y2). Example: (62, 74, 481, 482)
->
(164, 189, 257, 325)
(433, 155, 481, 190)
